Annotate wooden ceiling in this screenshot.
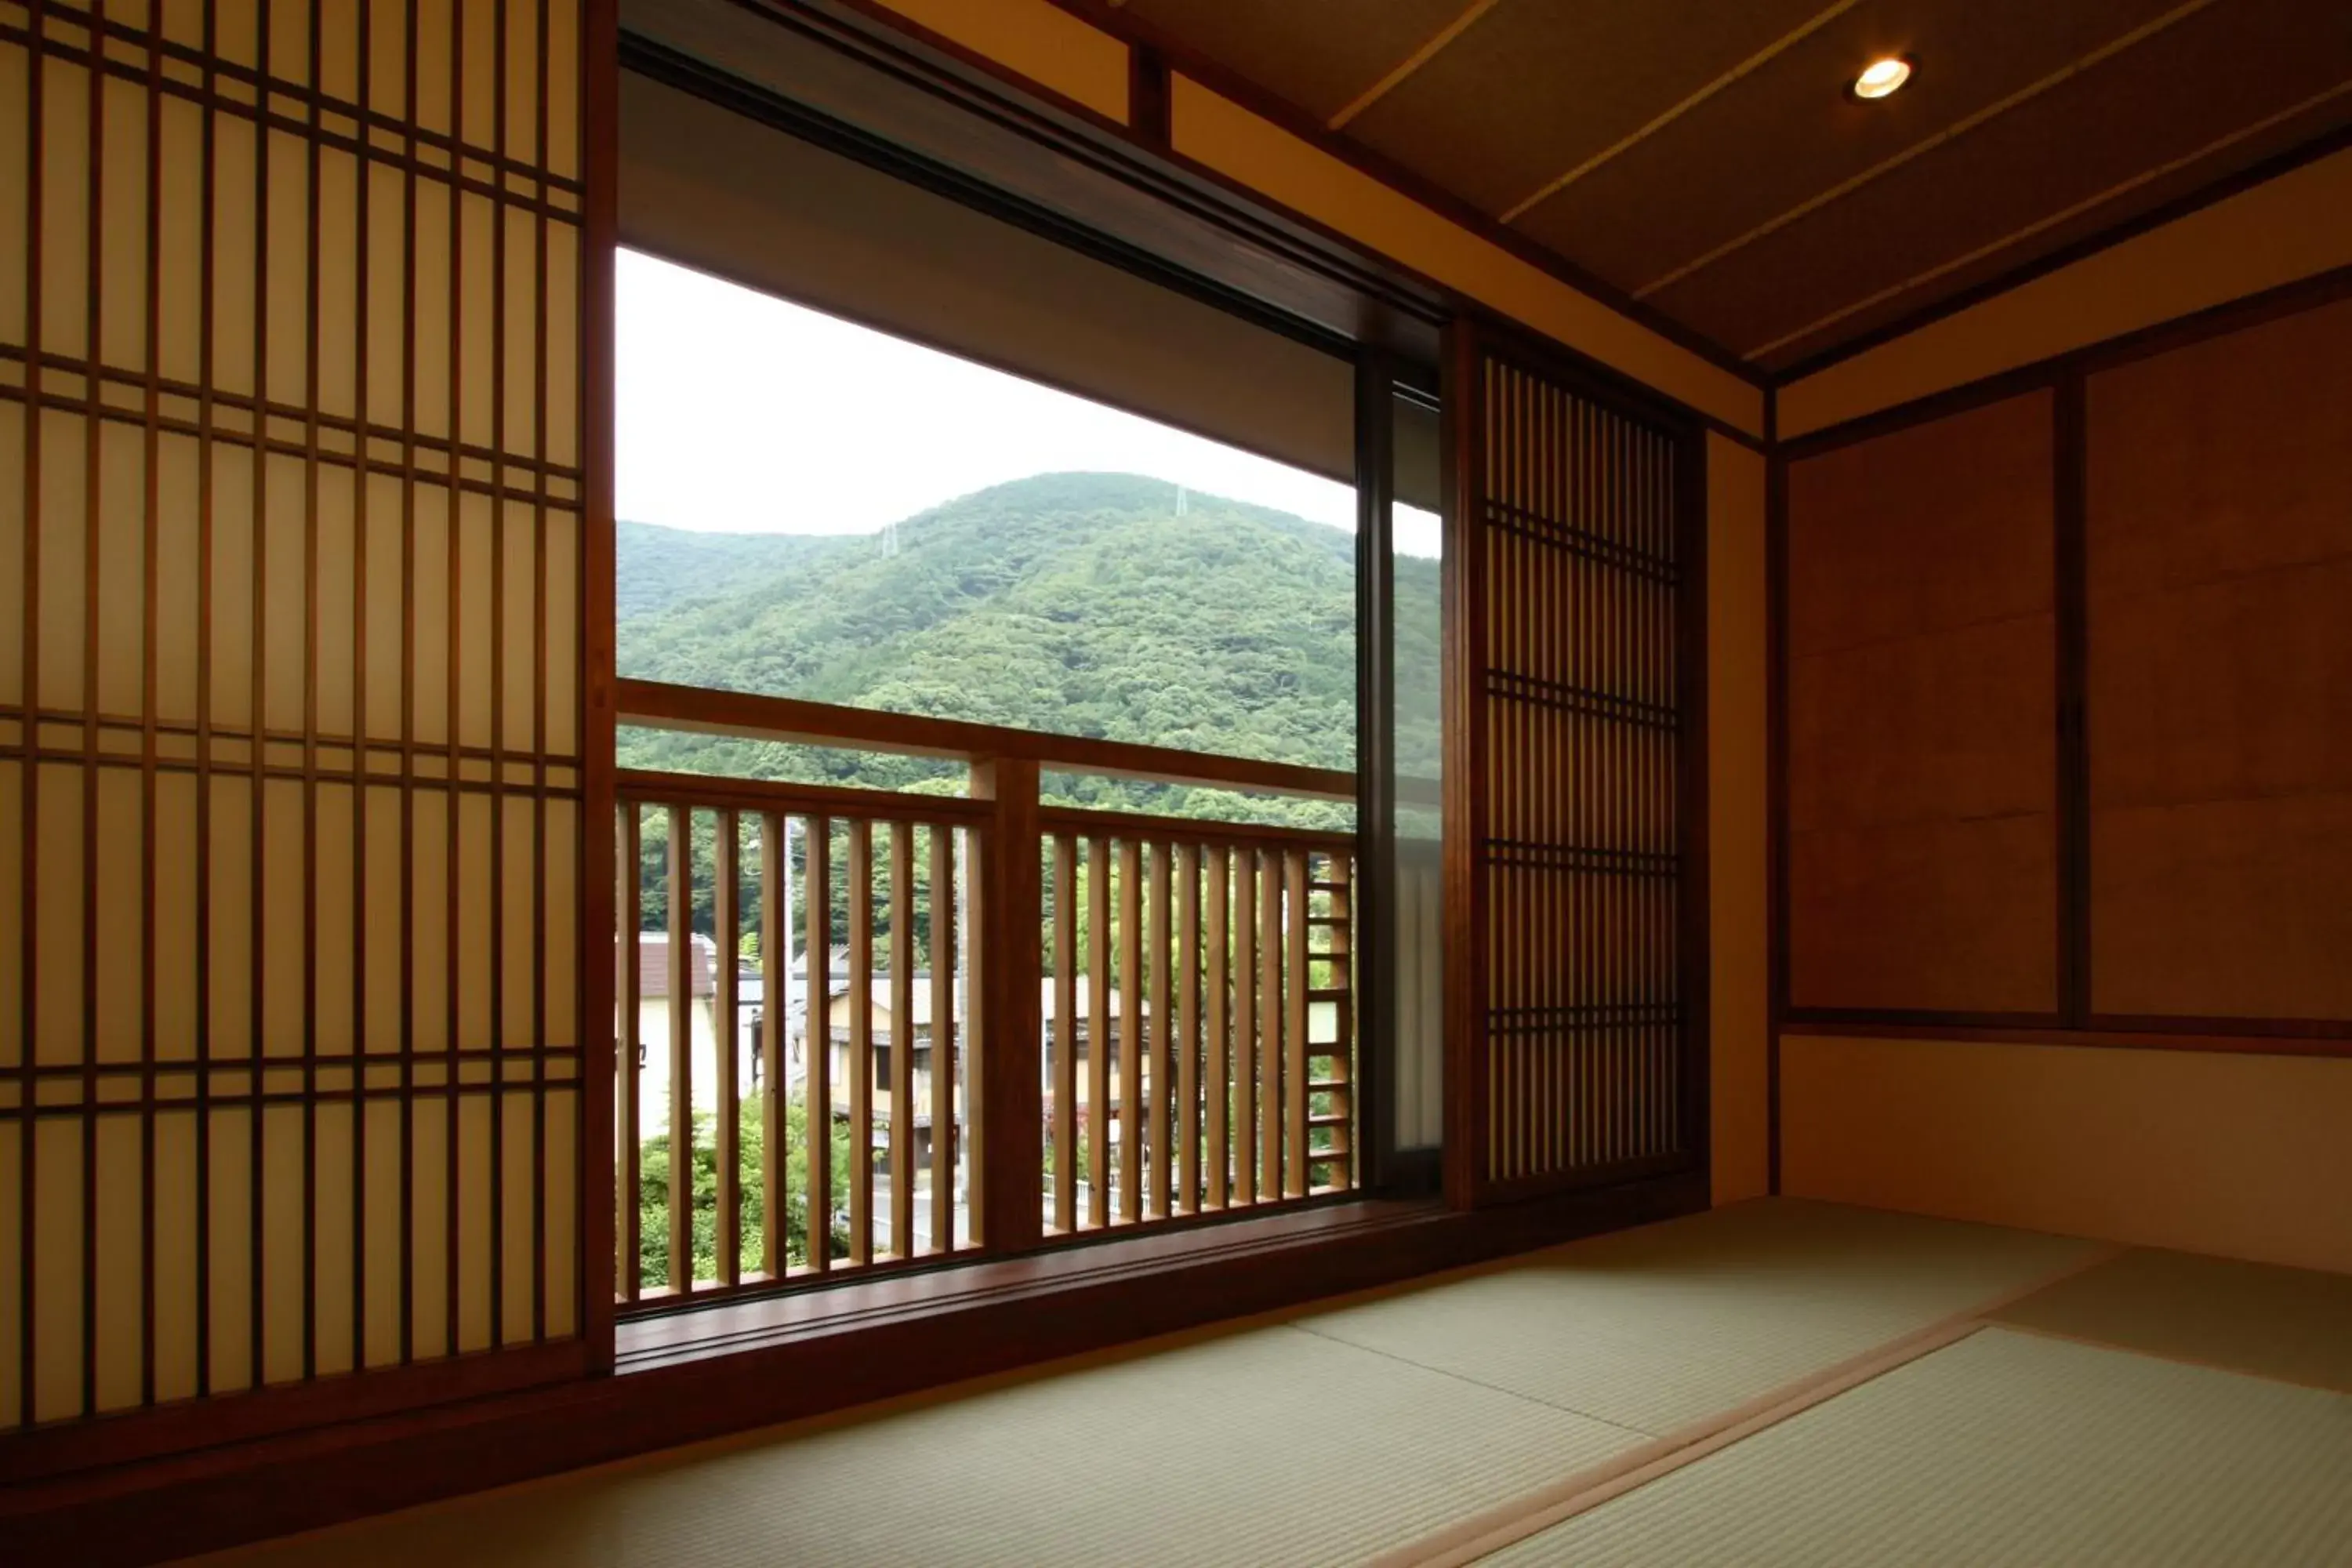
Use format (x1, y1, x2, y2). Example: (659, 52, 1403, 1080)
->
(1080, 0, 2352, 376)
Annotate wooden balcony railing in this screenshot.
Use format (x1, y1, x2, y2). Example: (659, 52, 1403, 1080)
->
(615, 771, 989, 1305)
(612, 681, 1358, 1310)
(1040, 810, 1356, 1233)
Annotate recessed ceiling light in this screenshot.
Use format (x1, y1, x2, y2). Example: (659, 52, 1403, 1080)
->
(1852, 56, 1913, 100)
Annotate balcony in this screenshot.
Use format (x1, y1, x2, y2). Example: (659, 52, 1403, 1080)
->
(612, 679, 1359, 1314)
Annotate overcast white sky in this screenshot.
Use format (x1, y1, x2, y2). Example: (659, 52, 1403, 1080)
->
(616, 248, 1440, 557)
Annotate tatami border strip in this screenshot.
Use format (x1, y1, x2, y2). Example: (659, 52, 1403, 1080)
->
(1371, 1241, 2127, 1568)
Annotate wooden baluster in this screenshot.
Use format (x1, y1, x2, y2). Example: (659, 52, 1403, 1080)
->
(1117, 837, 1143, 1221)
(1086, 835, 1111, 1228)
(1326, 853, 1356, 1189)
(929, 823, 956, 1254)
(618, 804, 641, 1301)
(805, 815, 832, 1273)
(714, 811, 740, 1287)
(1285, 848, 1309, 1198)
(667, 809, 693, 1292)
(1259, 846, 1284, 1200)
(890, 823, 915, 1258)
(1146, 840, 1171, 1218)
(1204, 846, 1230, 1211)
(1232, 849, 1257, 1206)
(848, 819, 874, 1265)
(1052, 833, 1077, 1233)
(759, 814, 783, 1277)
(1175, 842, 1200, 1214)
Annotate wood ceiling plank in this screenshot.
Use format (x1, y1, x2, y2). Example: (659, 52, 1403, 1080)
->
(1116, 0, 2349, 371)
(1345, 0, 1835, 218)
(1646, 0, 2352, 360)
(1329, 0, 1506, 130)
(1512, 0, 2180, 301)
(1752, 104, 2352, 372)
(1116, 0, 1470, 123)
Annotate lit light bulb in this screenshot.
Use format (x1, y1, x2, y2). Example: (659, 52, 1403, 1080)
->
(1853, 56, 1912, 100)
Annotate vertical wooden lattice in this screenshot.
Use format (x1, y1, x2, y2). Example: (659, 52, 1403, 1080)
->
(0, 0, 589, 1438)
(1453, 343, 1695, 1199)
(1037, 819, 1354, 1232)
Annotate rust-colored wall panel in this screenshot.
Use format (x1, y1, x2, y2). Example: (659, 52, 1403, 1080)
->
(2088, 295, 2352, 1021)
(1785, 389, 2058, 1014)
(1790, 815, 2059, 1014)
(1787, 391, 2053, 658)
(2088, 296, 2352, 604)
(2093, 795, 2352, 1020)
(1790, 614, 2056, 835)
(2090, 561, 2352, 811)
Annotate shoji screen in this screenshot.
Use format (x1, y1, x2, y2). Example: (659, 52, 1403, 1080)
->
(1443, 328, 1705, 1204)
(2085, 294, 2352, 1024)
(1782, 393, 2059, 1019)
(0, 0, 590, 1450)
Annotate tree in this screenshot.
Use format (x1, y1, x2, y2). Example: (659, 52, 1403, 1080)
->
(637, 1091, 857, 1288)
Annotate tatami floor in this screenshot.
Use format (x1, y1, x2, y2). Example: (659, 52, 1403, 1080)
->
(183, 1200, 2352, 1567)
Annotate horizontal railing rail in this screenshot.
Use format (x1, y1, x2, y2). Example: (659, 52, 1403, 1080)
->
(612, 688, 1361, 1314)
(618, 677, 1357, 800)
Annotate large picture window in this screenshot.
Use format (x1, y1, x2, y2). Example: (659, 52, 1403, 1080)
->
(614, 246, 1381, 819)
(607, 235, 1439, 1291)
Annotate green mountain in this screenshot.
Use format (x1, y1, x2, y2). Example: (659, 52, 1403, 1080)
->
(615, 521, 838, 621)
(615, 472, 1440, 826)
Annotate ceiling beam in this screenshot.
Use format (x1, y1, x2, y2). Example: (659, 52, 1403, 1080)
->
(1327, 0, 1504, 130)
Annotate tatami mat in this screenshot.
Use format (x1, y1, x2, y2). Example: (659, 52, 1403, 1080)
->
(183, 1323, 1642, 1568)
(1483, 1327, 2352, 1567)
(1991, 1245, 2352, 1393)
(1295, 1199, 2100, 1435)
(178, 1202, 2127, 1567)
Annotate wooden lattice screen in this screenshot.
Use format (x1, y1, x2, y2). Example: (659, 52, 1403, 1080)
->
(0, 0, 593, 1454)
(1444, 328, 1706, 1204)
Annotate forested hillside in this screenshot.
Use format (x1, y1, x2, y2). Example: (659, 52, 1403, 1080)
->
(615, 471, 1440, 830)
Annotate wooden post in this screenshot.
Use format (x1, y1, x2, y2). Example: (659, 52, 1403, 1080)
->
(971, 757, 1043, 1253)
